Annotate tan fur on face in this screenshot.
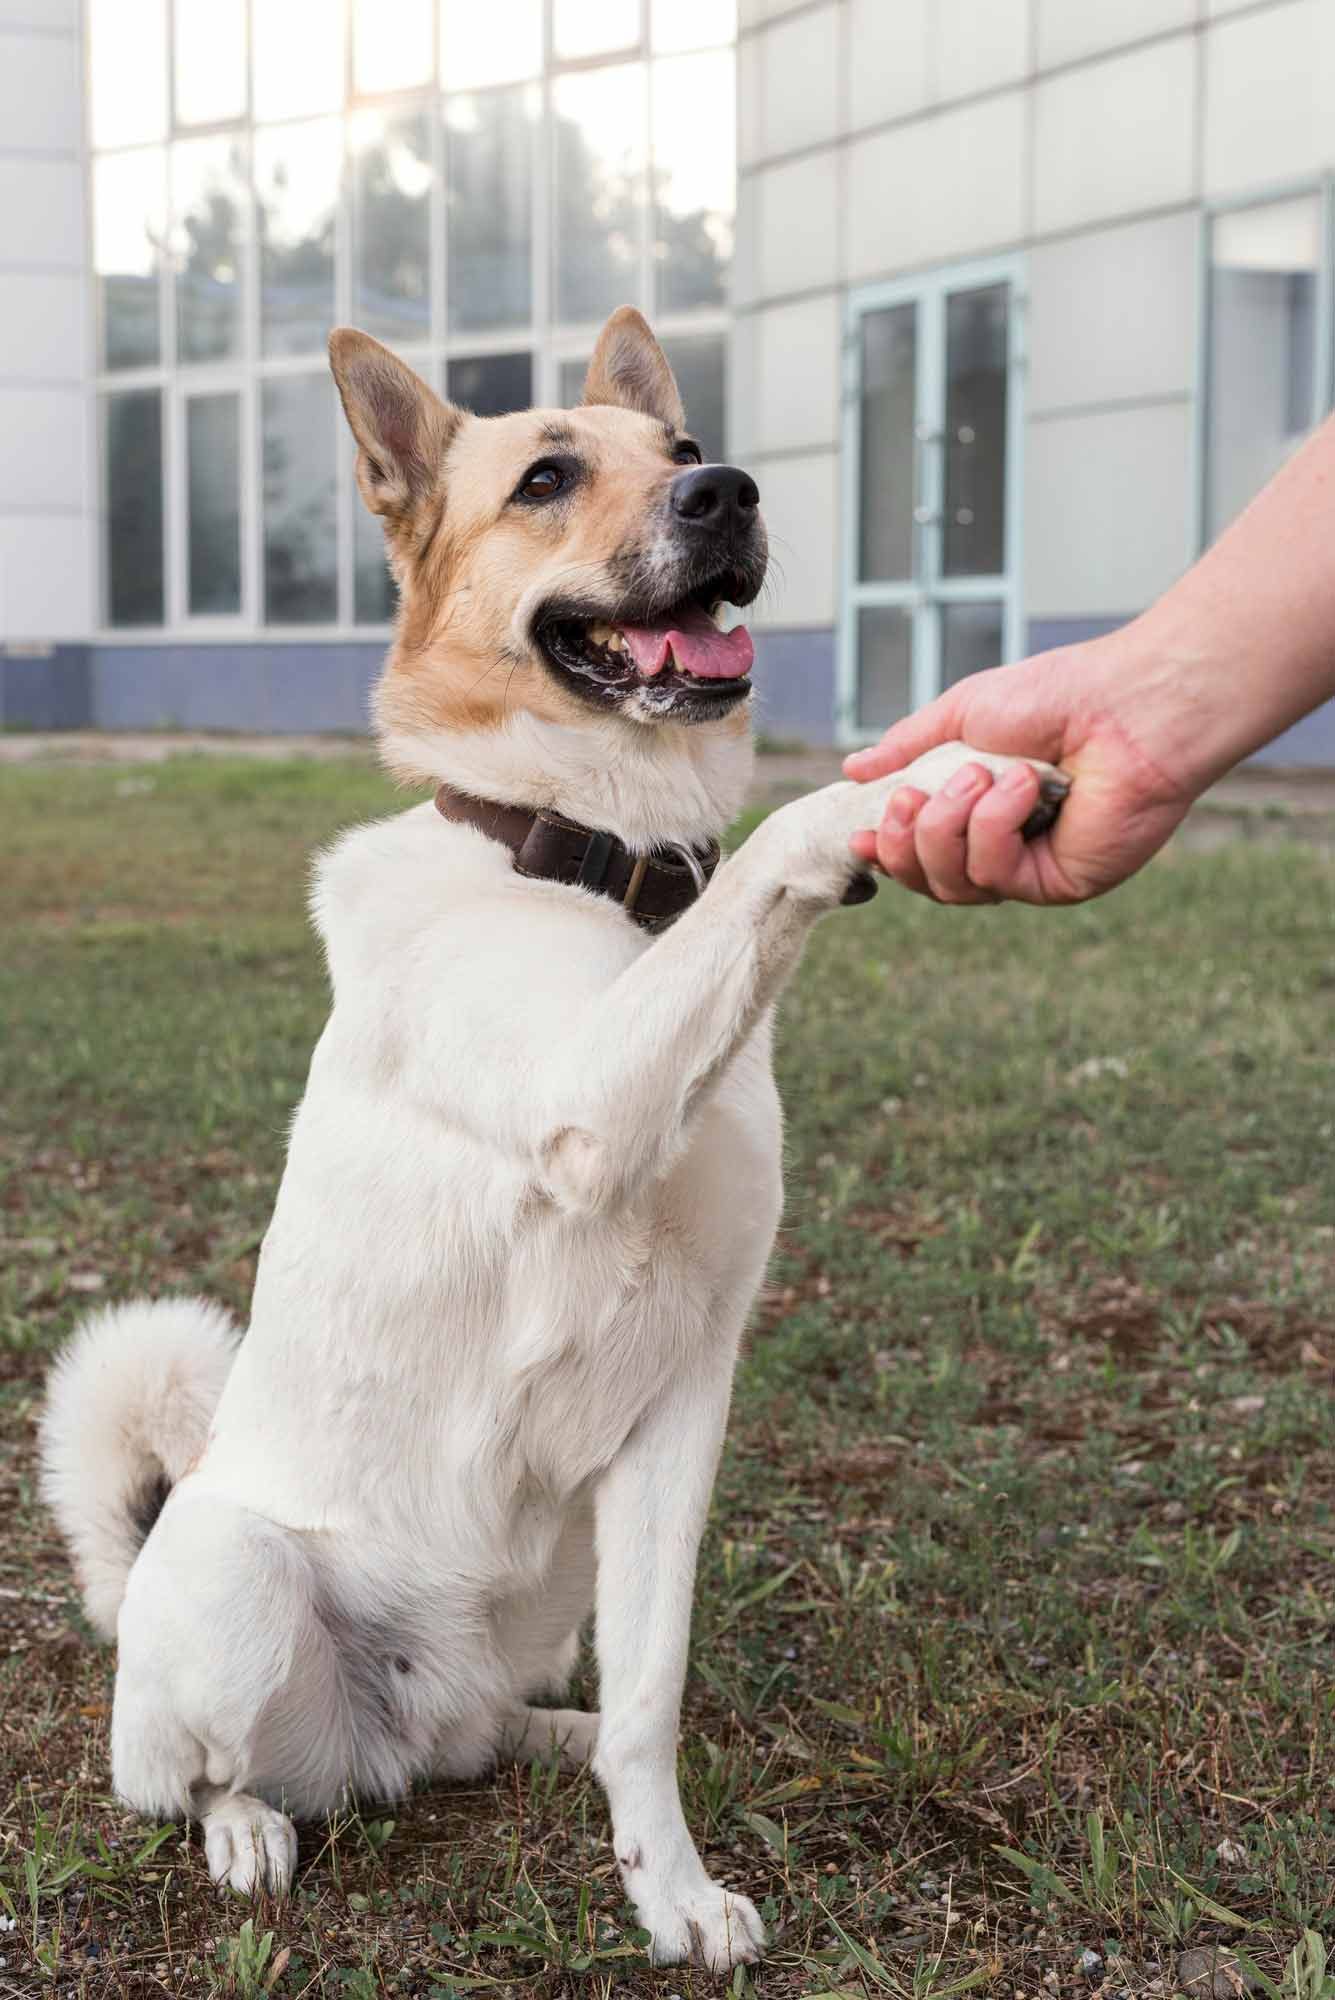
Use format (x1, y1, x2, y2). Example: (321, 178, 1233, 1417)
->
(330, 311, 745, 780)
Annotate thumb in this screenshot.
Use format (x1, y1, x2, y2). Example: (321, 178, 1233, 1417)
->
(842, 690, 969, 781)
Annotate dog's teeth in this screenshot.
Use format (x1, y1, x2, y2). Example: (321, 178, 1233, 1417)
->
(586, 621, 615, 647)
(606, 630, 626, 652)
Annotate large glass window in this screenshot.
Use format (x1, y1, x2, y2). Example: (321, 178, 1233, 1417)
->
(89, 2, 733, 632)
(351, 110, 432, 347)
(102, 390, 165, 626)
(445, 89, 536, 333)
(263, 377, 337, 624)
(94, 149, 165, 371)
(1205, 196, 1325, 545)
(187, 393, 243, 616)
(172, 135, 247, 364)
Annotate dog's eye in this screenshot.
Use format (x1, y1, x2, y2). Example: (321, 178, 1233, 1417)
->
(519, 462, 565, 501)
(672, 442, 703, 466)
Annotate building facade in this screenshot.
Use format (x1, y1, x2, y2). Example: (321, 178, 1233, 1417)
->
(735, 0, 1335, 761)
(2, 0, 1334, 763)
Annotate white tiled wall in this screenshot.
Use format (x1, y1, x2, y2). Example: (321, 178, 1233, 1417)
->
(1024, 402, 1194, 617)
(1035, 0, 1197, 72)
(1026, 211, 1198, 413)
(1032, 36, 1198, 235)
(754, 149, 841, 299)
(747, 451, 839, 628)
(0, 271, 85, 380)
(1202, 0, 1335, 198)
(934, 0, 1028, 97)
(846, 89, 1026, 278)
(755, 3, 841, 159)
(737, 0, 1335, 651)
(0, 13, 92, 643)
(751, 294, 841, 455)
(0, 515, 93, 637)
(0, 28, 81, 151)
(0, 155, 85, 268)
(847, 0, 930, 130)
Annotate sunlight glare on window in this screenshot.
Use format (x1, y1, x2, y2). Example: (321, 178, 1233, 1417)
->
(252, 0, 344, 122)
(553, 0, 639, 61)
(439, 0, 542, 88)
(173, 0, 247, 126)
(651, 0, 737, 52)
(652, 49, 734, 312)
(89, 0, 167, 149)
(354, 0, 435, 95)
(554, 64, 645, 322)
(94, 149, 165, 370)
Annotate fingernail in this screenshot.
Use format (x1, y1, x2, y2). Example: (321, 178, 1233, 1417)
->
(943, 764, 984, 799)
(889, 790, 916, 825)
(999, 764, 1033, 791)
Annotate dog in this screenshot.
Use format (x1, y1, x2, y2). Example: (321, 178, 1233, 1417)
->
(40, 308, 1064, 1971)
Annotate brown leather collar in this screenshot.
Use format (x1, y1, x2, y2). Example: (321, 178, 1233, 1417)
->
(433, 784, 721, 933)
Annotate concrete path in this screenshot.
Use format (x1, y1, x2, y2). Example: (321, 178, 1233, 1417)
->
(3, 730, 1334, 845)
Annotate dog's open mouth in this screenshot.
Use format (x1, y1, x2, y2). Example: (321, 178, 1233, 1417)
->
(535, 576, 757, 720)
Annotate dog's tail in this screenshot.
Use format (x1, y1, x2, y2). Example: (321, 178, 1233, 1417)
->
(39, 1298, 241, 1638)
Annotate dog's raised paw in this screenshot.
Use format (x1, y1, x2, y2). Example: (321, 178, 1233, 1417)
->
(203, 1794, 297, 1897)
(1019, 769, 1071, 842)
(644, 1882, 766, 1971)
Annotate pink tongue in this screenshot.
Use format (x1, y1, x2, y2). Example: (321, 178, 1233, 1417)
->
(619, 603, 754, 681)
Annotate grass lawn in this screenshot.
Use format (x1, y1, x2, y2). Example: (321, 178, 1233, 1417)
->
(1, 754, 1333, 2000)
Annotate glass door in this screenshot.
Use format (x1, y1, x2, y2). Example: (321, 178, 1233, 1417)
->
(838, 257, 1024, 742)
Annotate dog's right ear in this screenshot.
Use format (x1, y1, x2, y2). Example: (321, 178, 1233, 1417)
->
(329, 328, 461, 520)
(581, 306, 686, 431)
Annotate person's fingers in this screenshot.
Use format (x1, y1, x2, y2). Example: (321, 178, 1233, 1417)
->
(851, 787, 932, 895)
(911, 763, 1003, 904)
(842, 692, 967, 781)
(962, 762, 1043, 896)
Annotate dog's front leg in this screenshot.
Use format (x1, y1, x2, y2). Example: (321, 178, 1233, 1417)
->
(591, 1363, 764, 1972)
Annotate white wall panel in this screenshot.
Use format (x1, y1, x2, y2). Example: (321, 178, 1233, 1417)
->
(847, 0, 930, 130)
(0, 29, 82, 152)
(755, 149, 840, 298)
(1025, 401, 1192, 616)
(753, 293, 840, 453)
(846, 91, 1025, 279)
(0, 386, 86, 511)
(0, 514, 93, 638)
(936, 0, 1028, 97)
(0, 271, 85, 379)
(0, 156, 84, 267)
(748, 449, 838, 627)
(1033, 37, 1196, 235)
(1203, 0, 1335, 198)
(1037, 0, 1196, 70)
(0, 0, 78, 24)
(757, 3, 841, 159)
(1027, 210, 1198, 412)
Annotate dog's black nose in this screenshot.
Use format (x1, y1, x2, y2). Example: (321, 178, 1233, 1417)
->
(670, 463, 760, 532)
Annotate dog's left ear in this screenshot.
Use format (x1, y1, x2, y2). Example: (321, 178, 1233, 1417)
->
(580, 307, 686, 431)
(329, 327, 462, 521)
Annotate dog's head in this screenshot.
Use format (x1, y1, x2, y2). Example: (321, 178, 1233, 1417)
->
(331, 310, 768, 759)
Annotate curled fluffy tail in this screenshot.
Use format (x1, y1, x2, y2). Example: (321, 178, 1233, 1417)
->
(39, 1297, 241, 1638)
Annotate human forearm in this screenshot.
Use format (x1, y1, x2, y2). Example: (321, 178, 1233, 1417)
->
(1130, 412, 1335, 791)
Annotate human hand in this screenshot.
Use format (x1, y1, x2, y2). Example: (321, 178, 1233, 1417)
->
(841, 635, 1203, 905)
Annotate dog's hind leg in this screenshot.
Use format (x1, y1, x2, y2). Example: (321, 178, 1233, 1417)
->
(198, 1789, 299, 1895)
(112, 1491, 355, 1898)
(498, 1703, 598, 1770)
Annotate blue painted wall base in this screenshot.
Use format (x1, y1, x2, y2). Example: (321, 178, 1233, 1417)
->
(4, 627, 1335, 766)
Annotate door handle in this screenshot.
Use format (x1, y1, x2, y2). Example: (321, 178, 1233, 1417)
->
(913, 505, 942, 525)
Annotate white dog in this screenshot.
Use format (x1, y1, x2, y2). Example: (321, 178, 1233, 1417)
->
(41, 308, 1063, 1971)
